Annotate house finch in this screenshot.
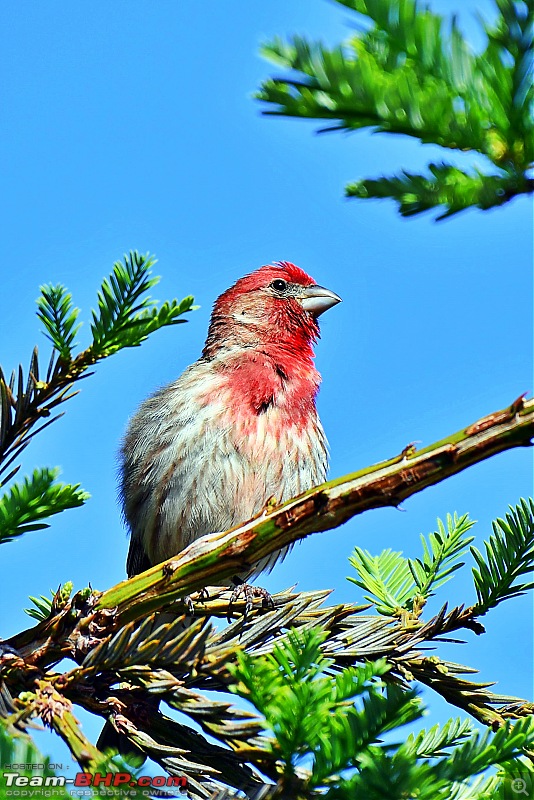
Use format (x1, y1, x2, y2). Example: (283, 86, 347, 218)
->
(98, 262, 340, 758)
(121, 261, 341, 588)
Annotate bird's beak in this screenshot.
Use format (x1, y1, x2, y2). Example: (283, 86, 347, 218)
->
(300, 284, 342, 317)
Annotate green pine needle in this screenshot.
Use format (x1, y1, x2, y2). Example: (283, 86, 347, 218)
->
(471, 497, 534, 615)
(349, 513, 475, 615)
(229, 626, 414, 787)
(257, 0, 533, 218)
(89, 251, 196, 358)
(434, 716, 534, 784)
(345, 165, 528, 219)
(408, 513, 475, 598)
(331, 717, 534, 799)
(24, 581, 74, 621)
(401, 718, 475, 759)
(0, 467, 89, 544)
(24, 591, 54, 621)
(348, 547, 416, 615)
(36, 284, 82, 360)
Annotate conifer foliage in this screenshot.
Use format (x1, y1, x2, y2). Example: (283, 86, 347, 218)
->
(0, 252, 532, 799)
(257, 0, 533, 218)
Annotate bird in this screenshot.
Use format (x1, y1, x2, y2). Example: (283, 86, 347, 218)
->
(97, 261, 340, 759)
(120, 261, 341, 592)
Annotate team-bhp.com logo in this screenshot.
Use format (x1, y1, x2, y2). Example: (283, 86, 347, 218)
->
(2, 770, 187, 796)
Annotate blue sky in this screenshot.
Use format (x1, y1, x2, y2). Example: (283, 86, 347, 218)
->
(1, 0, 532, 776)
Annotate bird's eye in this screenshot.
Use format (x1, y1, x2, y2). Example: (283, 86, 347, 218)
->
(270, 279, 287, 292)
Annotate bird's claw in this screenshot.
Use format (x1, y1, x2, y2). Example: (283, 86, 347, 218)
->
(227, 583, 275, 623)
(184, 587, 210, 616)
(184, 595, 195, 616)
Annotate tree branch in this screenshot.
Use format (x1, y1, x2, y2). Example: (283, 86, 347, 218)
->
(6, 394, 532, 674)
(95, 393, 533, 623)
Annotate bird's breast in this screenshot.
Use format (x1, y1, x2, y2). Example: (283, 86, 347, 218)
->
(122, 356, 328, 569)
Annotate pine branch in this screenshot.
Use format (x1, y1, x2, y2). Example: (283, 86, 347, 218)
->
(229, 627, 421, 791)
(81, 615, 210, 671)
(409, 513, 476, 599)
(401, 718, 475, 759)
(348, 510, 474, 620)
(36, 284, 81, 360)
(433, 716, 534, 784)
(3, 583, 533, 790)
(257, 0, 534, 218)
(125, 719, 258, 798)
(212, 627, 534, 798)
(5, 575, 531, 733)
(0, 251, 195, 483)
(403, 650, 521, 728)
(342, 715, 534, 800)
(346, 164, 534, 219)
(348, 548, 415, 615)
(162, 683, 264, 747)
(0, 467, 89, 544)
(471, 497, 534, 615)
(90, 251, 196, 358)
